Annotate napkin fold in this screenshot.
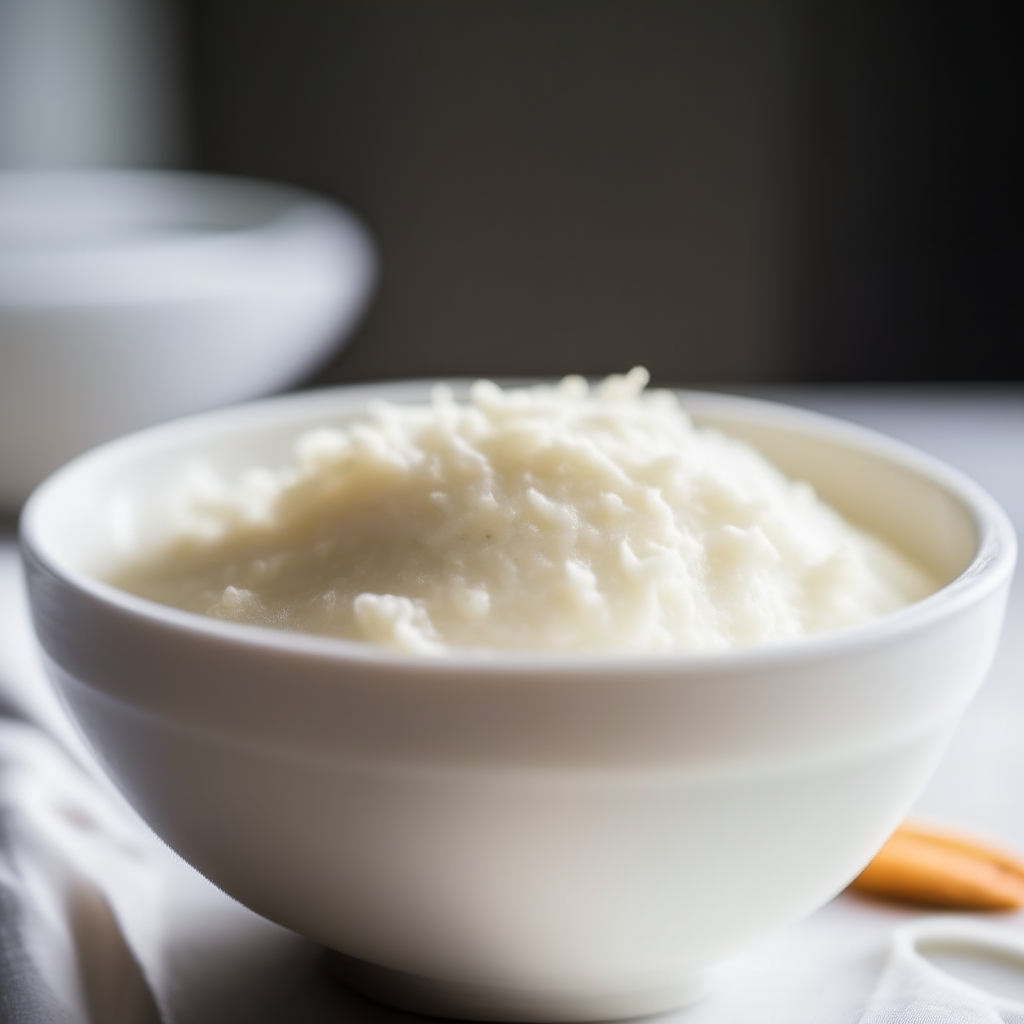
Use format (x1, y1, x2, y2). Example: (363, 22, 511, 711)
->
(0, 717, 163, 1023)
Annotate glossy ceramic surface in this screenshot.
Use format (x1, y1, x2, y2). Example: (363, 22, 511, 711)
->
(20, 384, 1016, 1020)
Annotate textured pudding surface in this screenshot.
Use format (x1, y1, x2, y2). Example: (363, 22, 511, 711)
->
(111, 371, 936, 654)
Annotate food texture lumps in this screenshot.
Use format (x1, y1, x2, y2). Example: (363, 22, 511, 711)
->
(112, 369, 937, 655)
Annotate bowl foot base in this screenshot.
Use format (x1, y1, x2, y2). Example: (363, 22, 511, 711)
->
(326, 951, 721, 1022)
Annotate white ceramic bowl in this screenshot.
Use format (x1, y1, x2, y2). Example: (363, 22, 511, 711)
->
(0, 170, 376, 508)
(20, 384, 1016, 1022)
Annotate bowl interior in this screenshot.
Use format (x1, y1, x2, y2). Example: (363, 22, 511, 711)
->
(27, 384, 980, 597)
(687, 401, 977, 585)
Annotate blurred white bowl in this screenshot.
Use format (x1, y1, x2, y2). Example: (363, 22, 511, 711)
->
(0, 170, 376, 508)
(20, 384, 1016, 1021)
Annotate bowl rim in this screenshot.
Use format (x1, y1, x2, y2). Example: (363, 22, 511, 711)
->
(0, 168, 374, 308)
(19, 380, 1018, 680)
(0, 168, 337, 244)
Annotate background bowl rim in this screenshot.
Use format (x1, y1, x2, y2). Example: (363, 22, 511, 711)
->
(0, 168, 373, 309)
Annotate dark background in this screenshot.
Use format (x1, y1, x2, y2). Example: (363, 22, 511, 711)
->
(180, 0, 1022, 386)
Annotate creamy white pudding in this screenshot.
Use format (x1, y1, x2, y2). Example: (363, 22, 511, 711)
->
(111, 370, 936, 654)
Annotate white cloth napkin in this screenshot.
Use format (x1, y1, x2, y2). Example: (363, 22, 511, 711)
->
(857, 918, 1024, 1024)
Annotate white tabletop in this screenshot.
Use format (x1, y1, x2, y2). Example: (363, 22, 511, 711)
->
(1, 386, 1022, 1024)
